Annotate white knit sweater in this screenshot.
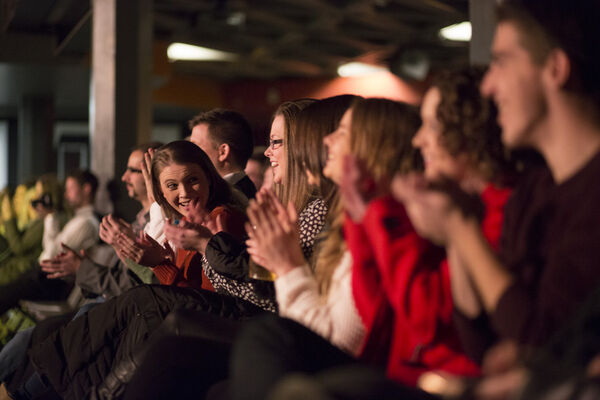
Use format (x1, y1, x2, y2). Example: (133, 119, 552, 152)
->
(275, 251, 365, 356)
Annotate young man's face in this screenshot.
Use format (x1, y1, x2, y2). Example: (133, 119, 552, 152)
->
(64, 177, 85, 209)
(481, 22, 548, 149)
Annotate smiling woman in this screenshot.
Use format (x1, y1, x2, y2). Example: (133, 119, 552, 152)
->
(151, 140, 234, 221)
(158, 163, 210, 216)
(111, 140, 249, 289)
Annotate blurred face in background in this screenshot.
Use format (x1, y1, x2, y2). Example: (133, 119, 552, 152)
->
(245, 159, 264, 190)
(64, 177, 85, 209)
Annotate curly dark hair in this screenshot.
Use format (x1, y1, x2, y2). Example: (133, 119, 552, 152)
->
(433, 67, 509, 182)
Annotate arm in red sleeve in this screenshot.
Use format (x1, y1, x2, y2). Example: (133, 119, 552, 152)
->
(347, 196, 479, 380)
(151, 260, 181, 285)
(359, 196, 445, 325)
(151, 249, 204, 288)
(344, 213, 382, 332)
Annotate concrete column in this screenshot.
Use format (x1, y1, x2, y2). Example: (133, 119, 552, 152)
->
(470, 0, 496, 65)
(17, 96, 55, 184)
(90, 0, 152, 218)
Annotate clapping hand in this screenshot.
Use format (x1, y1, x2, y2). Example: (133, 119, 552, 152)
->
(391, 174, 454, 245)
(245, 190, 305, 276)
(186, 198, 225, 235)
(117, 231, 174, 267)
(164, 198, 225, 253)
(99, 214, 135, 245)
(339, 154, 380, 222)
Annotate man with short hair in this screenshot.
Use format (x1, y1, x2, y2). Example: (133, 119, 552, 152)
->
(120, 142, 163, 233)
(38, 170, 100, 262)
(189, 108, 257, 199)
(396, 0, 600, 361)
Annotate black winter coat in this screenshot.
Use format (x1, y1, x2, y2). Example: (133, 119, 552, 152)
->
(27, 284, 265, 400)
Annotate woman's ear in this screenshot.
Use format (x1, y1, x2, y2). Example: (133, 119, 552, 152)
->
(305, 168, 319, 186)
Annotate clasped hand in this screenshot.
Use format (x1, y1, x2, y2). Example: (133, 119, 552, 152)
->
(40, 243, 85, 279)
(163, 198, 224, 254)
(339, 154, 385, 222)
(117, 231, 174, 267)
(245, 190, 305, 277)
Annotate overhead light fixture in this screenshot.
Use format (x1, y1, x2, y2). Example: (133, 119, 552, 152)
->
(227, 11, 246, 26)
(337, 62, 388, 77)
(167, 43, 238, 61)
(439, 21, 472, 42)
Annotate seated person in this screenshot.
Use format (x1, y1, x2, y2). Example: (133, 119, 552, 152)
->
(188, 108, 257, 200)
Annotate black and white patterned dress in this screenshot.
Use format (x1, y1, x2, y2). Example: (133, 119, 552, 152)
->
(298, 197, 328, 262)
(203, 197, 328, 312)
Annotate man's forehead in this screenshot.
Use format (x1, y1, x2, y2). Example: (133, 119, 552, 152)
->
(191, 123, 211, 140)
(128, 150, 144, 165)
(492, 22, 530, 55)
(65, 177, 79, 187)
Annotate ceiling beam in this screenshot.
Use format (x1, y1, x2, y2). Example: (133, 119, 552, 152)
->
(46, 0, 76, 25)
(54, 8, 91, 56)
(392, 0, 464, 15)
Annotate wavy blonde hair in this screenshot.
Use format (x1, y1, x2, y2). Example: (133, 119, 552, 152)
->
(315, 98, 422, 295)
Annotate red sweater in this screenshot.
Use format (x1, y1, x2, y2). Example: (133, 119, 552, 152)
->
(152, 205, 247, 290)
(345, 185, 512, 385)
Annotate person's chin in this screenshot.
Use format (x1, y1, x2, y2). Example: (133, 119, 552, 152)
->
(322, 164, 332, 180)
(501, 127, 523, 149)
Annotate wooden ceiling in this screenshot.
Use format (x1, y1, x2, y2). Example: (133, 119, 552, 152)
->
(1, 0, 470, 80)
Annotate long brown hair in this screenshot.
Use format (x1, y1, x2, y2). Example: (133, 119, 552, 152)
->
(271, 99, 317, 209)
(315, 98, 422, 294)
(151, 140, 238, 219)
(287, 95, 357, 213)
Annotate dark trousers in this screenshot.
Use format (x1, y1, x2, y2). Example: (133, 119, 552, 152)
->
(230, 314, 358, 400)
(0, 268, 71, 315)
(123, 308, 245, 400)
(269, 364, 439, 400)
(230, 314, 438, 400)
